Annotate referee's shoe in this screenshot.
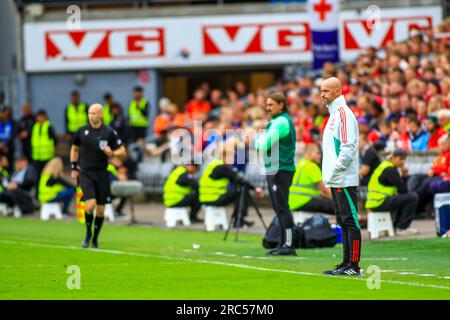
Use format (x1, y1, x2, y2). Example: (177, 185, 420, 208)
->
(82, 232, 91, 248)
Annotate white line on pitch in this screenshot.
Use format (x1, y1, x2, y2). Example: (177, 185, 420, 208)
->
(1, 239, 450, 291)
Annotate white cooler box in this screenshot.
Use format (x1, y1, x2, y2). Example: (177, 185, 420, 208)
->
(433, 193, 450, 236)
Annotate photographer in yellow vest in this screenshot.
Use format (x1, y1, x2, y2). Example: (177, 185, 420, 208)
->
(128, 86, 149, 143)
(288, 143, 334, 214)
(163, 160, 202, 223)
(102, 92, 114, 126)
(199, 141, 264, 228)
(365, 149, 419, 236)
(31, 109, 58, 179)
(65, 90, 88, 136)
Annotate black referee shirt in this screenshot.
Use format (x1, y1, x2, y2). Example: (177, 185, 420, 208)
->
(72, 124, 122, 171)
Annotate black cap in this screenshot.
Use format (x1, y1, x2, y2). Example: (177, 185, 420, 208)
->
(36, 109, 47, 116)
(392, 149, 407, 158)
(134, 86, 143, 92)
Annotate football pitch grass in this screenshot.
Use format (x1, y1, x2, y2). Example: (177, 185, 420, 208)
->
(1, 217, 449, 300)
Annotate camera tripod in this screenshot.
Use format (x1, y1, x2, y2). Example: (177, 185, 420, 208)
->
(223, 183, 268, 242)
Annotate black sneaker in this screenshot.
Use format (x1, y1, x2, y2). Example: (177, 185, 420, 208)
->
(323, 263, 347, 275)
(333, 264, 362, 276)
(82, 233, 91, 248)
(91, 239, 99, 249)
(269, 246, 297, 256)
(265, 247, 281, 256)
(233, 219, 255, 228)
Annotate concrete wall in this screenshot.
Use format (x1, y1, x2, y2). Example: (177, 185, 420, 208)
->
(0, 0, 20, 110)
(28, 69, 160, 135)
(0, 0, 18, 76)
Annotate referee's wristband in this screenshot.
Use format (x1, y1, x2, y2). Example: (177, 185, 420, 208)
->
(71, 162, 79, 171)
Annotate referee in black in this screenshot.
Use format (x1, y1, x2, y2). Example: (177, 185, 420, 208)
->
(70, 103, 127, 248)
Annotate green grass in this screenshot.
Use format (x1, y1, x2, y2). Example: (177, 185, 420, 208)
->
(0, 217, 449, 299)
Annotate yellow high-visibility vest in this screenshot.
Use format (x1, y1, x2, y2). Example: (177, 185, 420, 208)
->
(163, 166, 192, 207)
(288, 158, 322, 210)
(31, 120, 55, 161)
(128, 98, 149, 127)
(67, 103, 88, 133)
(199, 159, 229, 203)
(38, 174, 65, 204)
(365, 160, 398, 209)
(103, 103, 113, 125)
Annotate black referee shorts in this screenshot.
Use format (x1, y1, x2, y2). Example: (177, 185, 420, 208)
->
(79, 169, 111, 205)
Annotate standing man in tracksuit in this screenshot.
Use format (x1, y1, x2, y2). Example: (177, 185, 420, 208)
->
(255, 92, 297, 256)
(321, 77, 362, 276)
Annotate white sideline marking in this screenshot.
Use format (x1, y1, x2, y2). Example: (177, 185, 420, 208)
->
(363, 258, 408, 261)
(1, 239, 450, 291)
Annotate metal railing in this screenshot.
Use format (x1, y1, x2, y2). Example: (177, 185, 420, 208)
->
(137, 150, 438, 194)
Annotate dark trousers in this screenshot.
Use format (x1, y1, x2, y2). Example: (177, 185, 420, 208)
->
(171, 191, 202, 220)
(49, 188, 75, 213)
(0, 190, 34, 213)
(294, 197, 334, 215)
(267, 170, 294, 248)
(204, 188, 249, 222)
(128, 127, 147, 143)
(331, 187, 361, 265)
(32, 160, 48, 199)
(373, 193, 418, 230)
(113, 197, 128, 215)
(411, 174, 441, 213)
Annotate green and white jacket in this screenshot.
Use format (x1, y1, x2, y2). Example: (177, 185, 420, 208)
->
(322, 95, 359, 187)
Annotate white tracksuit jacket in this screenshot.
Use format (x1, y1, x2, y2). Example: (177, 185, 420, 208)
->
(322, 95, 359, 187)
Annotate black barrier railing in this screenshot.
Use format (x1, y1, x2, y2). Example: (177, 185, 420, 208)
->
(137, 150, 439, 194)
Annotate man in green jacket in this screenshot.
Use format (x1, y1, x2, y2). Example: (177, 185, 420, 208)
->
(255, 92, 297, 256)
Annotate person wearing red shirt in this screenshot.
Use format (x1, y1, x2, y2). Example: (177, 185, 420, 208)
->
(185, 89, 212, 121)
(425, 115, 447, 150)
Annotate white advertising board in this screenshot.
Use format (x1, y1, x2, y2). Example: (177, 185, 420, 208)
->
(23, 6, 442, 72)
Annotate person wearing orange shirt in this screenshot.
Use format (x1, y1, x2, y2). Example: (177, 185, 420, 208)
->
(185, 89, 211, 122)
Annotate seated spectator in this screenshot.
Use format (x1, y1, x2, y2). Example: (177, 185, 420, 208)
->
(359, 132, 381, 186)
(199, 142, 264, 228)
(407, 116, 430, 151)
(163, 160, 202, 223)
(437, 109, 450, 132)
(288, 143, 334, 214)
(0, 106, 16, 170)
(413, 134, 450, 214)
(38, 157, 76, 215)
(154, 100, 187, 138)
(365, 149, 419, 235)
(185, 89, 211, 121)
(107, 156, 129, 218)
(0, 155, 11, 207)
(425, 114, 447, 150)
(0, 156, 36, 214)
